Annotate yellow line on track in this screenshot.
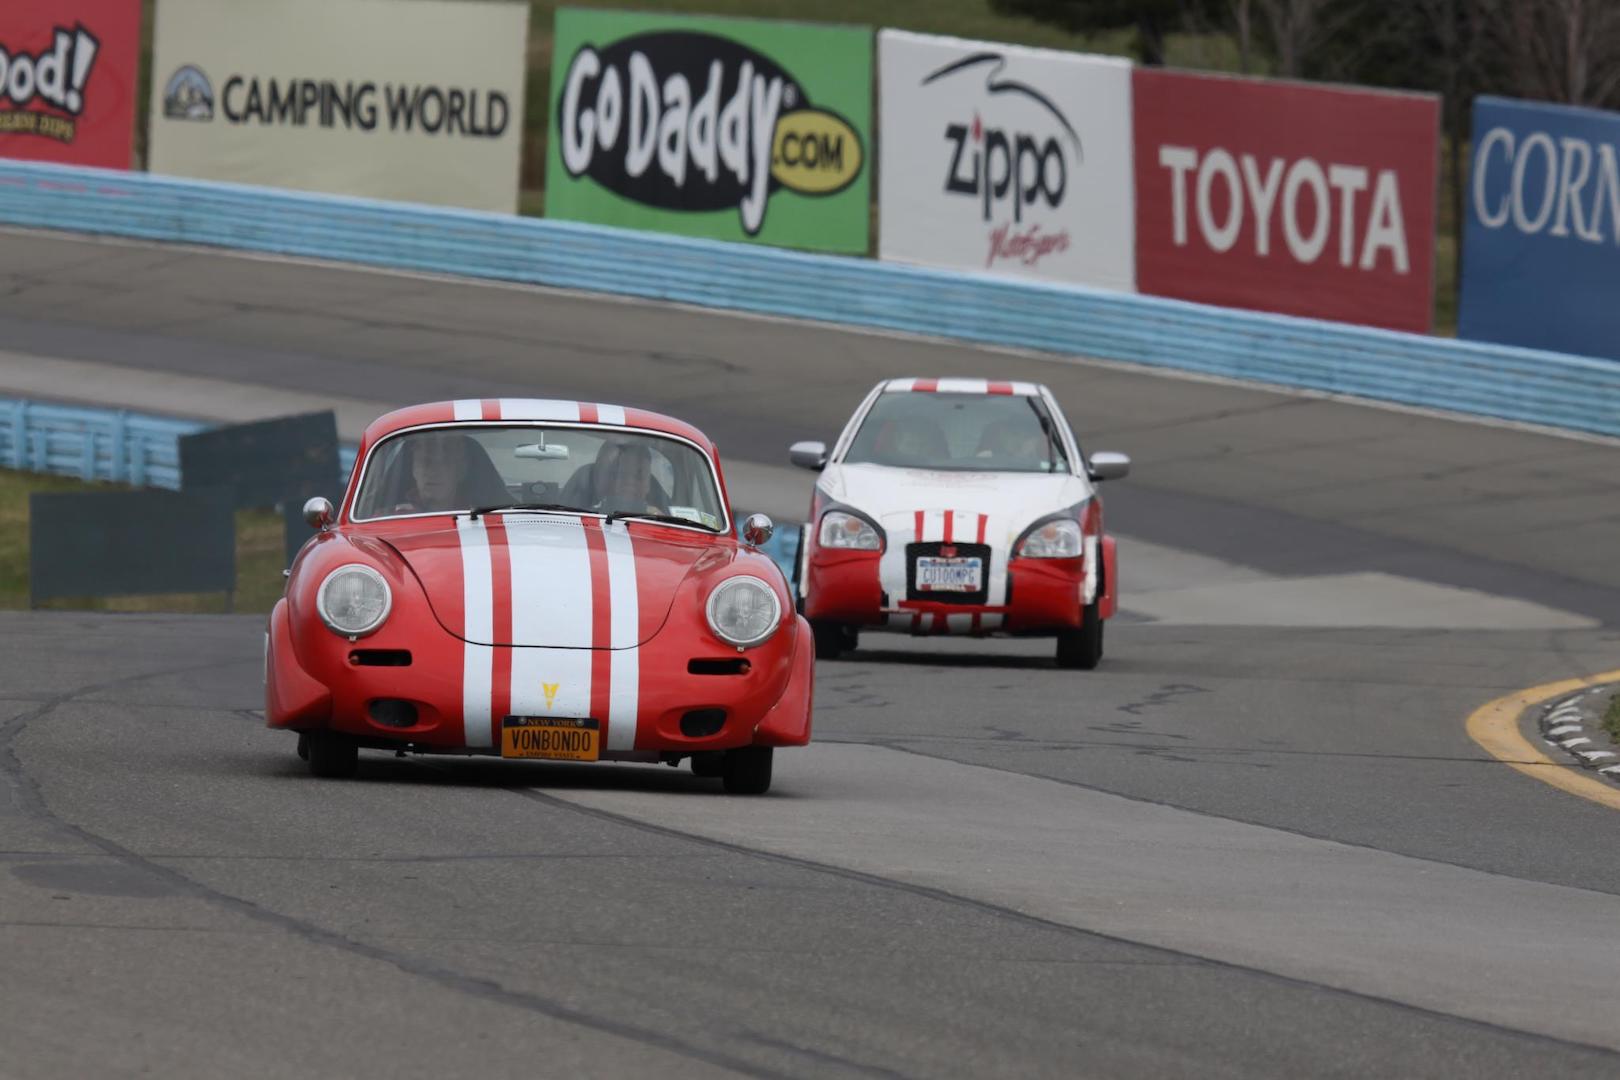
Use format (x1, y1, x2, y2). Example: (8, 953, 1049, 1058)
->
(1467, 669, 1620, 812)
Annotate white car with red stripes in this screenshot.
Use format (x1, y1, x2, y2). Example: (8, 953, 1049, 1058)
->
(790, 378, 1129, 668)
(266, 399, 813, 793)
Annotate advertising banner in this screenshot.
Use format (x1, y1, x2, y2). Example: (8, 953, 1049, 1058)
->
(878, 31, 1135, 291)
(0, 0, 139, 169)
(1134, 70, 1439, 332)
(546, 7, 872, 253)
(1459, 96, 1620, 360)
(148, 0, 528, 212)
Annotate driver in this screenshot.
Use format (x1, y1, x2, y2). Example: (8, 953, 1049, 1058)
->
(389, 432, 507, 513)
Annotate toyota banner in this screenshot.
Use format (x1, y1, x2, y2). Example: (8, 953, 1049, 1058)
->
(878, 31, 1135, 291)
(0, 0, 139, 169)
(148, 0, 529, 212)
(1459, 96, 1620, 361)
(1133, 70, 1440, 333)
(545, 8, 873, 254)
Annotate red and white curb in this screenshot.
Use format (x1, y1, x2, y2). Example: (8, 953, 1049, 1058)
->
(1537, 687, 1620, 782)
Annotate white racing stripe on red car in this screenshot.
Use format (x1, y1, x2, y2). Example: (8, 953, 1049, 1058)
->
(452, 399, 483, 421)
(602, 521, 640, 751)
(596, 403, 627, 426)
(497, 399, 582, 422)
(505, 515, 594, 722)
(457, 516, 495, 747)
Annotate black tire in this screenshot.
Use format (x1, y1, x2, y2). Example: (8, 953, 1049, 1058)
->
(811, 620, 853, 660)
(306, 731, 359, 778)
(721, 747, 773, 795)
(1056, 603, 1104, 670)
(689, 752, 724, 778)
(295, 733, 310, 761)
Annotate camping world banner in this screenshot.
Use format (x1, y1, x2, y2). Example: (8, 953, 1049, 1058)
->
(0, 0, 139, 169)
(546, 7, 873, 253)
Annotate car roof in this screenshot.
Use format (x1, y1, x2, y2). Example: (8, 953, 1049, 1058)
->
(358, 399, 718, 457)
(881, 378, 1044, 396)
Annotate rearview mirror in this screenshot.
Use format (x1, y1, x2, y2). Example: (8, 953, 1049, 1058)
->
(1088, 452, 1130, 482)
(515, 443, 570, 460)
(789, 440, 827, 471)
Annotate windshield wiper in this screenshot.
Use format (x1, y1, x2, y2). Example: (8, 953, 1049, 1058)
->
(602, 510, 719, 532)
(466, 502, 584, 520)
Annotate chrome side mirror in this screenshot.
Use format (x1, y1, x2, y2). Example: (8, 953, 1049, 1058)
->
(303, 496, 335, 530)
(741, 513, 774, 547)
(1087, 452, 1130, 482)
(789, 440, 828, 471)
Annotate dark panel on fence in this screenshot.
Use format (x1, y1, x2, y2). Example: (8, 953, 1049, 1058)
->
(180, 412, 338, 509)
(29, 488, 235, 605)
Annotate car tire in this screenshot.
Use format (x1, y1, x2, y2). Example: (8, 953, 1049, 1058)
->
(306, 731, 359, 778)
(811, 620, 854, 660)
(1056, 603, 1104, 670)
(721, 747, 773, 795)
(295, 733, 310, 761)
(689, 752, 724, 778)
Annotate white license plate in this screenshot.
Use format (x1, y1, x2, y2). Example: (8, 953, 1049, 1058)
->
(916, 556, 983, 592)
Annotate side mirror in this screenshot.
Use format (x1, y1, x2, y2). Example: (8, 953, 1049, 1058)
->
(789, 440, 828, 471)
(1087, 452, 1131, 482)
(741, 513, 774, 547)
(303, 496, 335, 530)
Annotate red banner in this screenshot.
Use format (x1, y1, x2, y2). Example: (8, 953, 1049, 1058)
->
(0, 0, 139, 169)
(1133, 70, 1439, 332)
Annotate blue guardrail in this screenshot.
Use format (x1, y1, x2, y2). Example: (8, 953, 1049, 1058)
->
(2, 160, 1616, 439)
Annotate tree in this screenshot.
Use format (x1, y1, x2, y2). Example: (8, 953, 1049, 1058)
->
(1498, 0, 1620, 109)
(989, 0, 1226, 65)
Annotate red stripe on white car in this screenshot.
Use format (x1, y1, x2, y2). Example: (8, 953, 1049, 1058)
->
(912, 378, 939, 392)
(987, 381, 1013, 395)
(579, 403, 600, 424)
(486, 515, 515, 746)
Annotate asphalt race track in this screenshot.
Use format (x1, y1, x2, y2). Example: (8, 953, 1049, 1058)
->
(3, 230, 1620, 1078)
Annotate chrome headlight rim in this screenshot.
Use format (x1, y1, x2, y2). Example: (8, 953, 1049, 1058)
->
(705, 574, 783, 649)
(316, 563, 393, 638)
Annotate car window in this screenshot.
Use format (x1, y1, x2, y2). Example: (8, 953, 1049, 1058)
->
(351, 424, 725, 529)
(843, 393, 1072, 473)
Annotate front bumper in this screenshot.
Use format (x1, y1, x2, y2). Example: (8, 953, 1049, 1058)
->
(265, 600, 813, 753)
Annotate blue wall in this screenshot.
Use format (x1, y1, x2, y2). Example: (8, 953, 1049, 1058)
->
(1460, 96, 1620, 361)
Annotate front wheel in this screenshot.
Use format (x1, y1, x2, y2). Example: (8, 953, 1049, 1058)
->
(811, 620, 856, 660)
(721, 747, 773, 795)
(306, 731, 359, 778)
(1056, 603, 1104, 670)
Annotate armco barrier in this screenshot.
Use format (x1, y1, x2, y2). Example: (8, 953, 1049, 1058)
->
(0, 396, 356, 492)
(3, 161, 1618, 438)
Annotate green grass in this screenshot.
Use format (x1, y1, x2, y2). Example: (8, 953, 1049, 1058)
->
(1603, 693, 1620, 746)
(0, 469, 285, 614)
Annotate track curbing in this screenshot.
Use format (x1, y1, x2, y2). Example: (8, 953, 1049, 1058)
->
(1467, 672, 1620, 811)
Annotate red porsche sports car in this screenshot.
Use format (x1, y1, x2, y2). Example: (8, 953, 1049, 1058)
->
(265, 399, 813, 794)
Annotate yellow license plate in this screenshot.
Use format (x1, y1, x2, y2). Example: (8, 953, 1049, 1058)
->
(501, 717, 600, 761)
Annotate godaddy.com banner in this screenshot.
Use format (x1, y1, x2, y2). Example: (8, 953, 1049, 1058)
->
(148, 0, 528, 212)
(545, 7, 872, 254)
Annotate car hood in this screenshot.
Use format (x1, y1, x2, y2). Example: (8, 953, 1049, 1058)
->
(818, 463, 1092, 539)
(380, 514, 714, 648)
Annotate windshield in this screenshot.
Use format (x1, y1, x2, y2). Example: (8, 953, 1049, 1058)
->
(352, 425, 726, 530)
(843, 392, 1072, 473)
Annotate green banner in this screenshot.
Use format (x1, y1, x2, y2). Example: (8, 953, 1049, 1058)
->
(546, 8, 872, 253)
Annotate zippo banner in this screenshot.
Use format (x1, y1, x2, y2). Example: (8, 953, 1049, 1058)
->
(1459, 96, 1620, 361)
(878, 31, 1135, 291)
(0, 0, 139, 169)
(148, 0, 528, 212)
(546, 7, 872, 254)
(1133, 70, 1439, 332)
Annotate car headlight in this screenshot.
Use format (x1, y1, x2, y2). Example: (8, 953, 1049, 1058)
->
(317, 564, 392, 637)
(1016, 518, 1082, 558)
(819, 510, 881, 550)
(705, 575, 782, 648)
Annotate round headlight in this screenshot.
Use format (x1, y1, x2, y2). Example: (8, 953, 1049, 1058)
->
(705, 575, 782, 648)
(317, 564, 392, 637)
